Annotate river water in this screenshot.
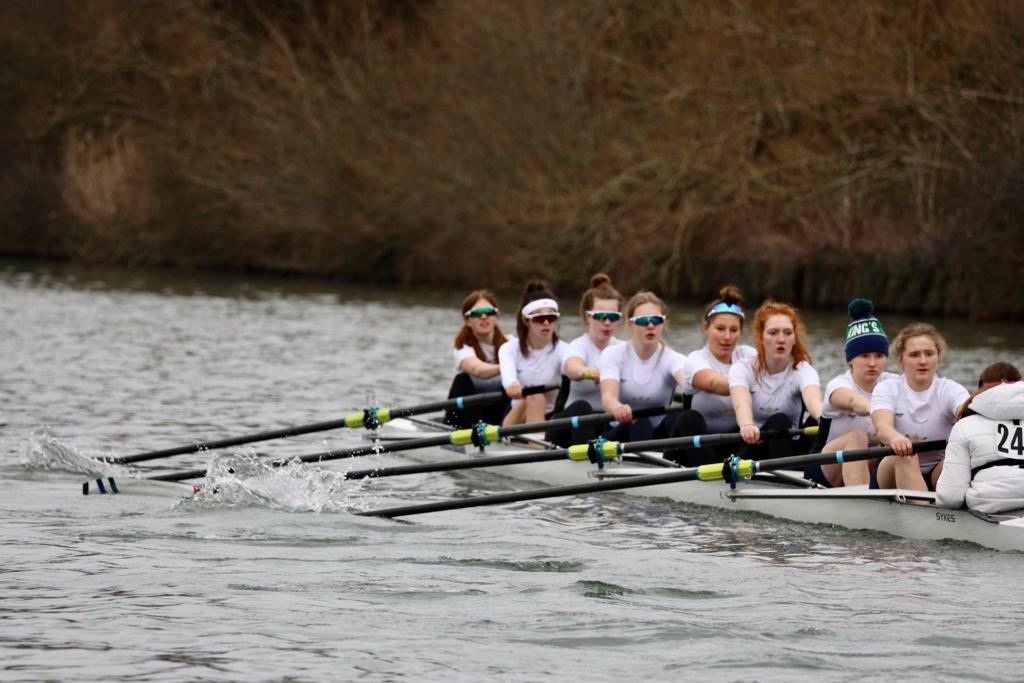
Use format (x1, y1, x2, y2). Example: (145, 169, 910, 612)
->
(3, 261, 1024, 681)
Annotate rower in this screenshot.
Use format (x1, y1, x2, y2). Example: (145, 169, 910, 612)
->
(729, 300, 822, 460)
(498, 280, 568, 426)
(546, 273, 625, 446)
(936, 363, 1024, 513)
(808, 299, 898, 487)
(445, 289, 509, 428)
(871, 323, 970, 492)
(598, 291, 694, 458)
(679, 285, 756, 466)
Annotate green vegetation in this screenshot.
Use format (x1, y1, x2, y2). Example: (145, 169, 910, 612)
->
(1, 0, 1022, 317)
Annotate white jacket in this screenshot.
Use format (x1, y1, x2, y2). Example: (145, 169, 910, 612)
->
(935, 382, 1024, 514)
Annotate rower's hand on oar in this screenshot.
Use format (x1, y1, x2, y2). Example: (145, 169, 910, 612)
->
(888, 434, 915, 456)
(740, 423, 760, 444)
(506, 382, 524, 401)
(612, 403, 634, 423)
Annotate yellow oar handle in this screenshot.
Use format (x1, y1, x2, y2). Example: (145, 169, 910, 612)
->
(695, 459, 756, 482)
(567, 440, 620, 462)
(450, 425, 502, 447)
(343, 407, 393, 429)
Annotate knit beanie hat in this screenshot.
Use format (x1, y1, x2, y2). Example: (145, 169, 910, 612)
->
(845, 298, 888, 361)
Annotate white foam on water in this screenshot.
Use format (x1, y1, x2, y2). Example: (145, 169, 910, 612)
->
(21, 430, 126, 477)
(183, 454, 374, 513)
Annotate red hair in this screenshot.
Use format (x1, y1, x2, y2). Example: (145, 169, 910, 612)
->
(752, 301, 812, 377)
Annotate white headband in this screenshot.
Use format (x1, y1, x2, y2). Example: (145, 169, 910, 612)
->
(522, 298, 559, 317)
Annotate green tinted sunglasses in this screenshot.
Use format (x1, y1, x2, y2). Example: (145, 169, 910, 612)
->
(629, 315, 666, 326)
(587, 310, 622, 322)
(464, 306, 498, 318)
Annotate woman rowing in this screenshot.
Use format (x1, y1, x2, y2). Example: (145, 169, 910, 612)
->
(680, 285, 756, 465)
(498, 280, 568, 426)
(810, 299, 897, 487)
(445, 290, 509, 428)
(547, 274, 625, 445)
(871, 323, 970, 492)
(598, 292, 691, 447)
(729, 301, 822, 460)
(936, 362, 1024, 513)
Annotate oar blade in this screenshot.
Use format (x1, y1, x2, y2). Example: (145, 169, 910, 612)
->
(81, 477, 120, 495)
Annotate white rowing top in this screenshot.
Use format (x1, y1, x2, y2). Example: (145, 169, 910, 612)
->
(454, 342, 503, 392)
(871, 374, 969, 467)
(599, 342, 686, 427)
(729, 359, 820, 426)
(821, 369, 898, 442)
(561, 334, 624, 411)
(498, 337, 568, 412)
(684, 344, 757, 432)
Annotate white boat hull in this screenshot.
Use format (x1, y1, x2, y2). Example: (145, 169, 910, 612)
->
(380, 419, 1024, 552)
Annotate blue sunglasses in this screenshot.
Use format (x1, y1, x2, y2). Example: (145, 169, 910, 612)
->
(629, 315, 666, 327)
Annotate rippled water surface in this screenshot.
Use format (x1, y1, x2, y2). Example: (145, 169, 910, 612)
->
(3, 261, 1024, 681)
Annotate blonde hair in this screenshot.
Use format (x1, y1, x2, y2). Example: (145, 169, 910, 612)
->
(624, 291, 667, 319)
(892, 323, 947, 360)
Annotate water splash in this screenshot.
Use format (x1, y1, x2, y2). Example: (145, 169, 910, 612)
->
(21, 430, 123, 476)
(183, 454, 372, 513)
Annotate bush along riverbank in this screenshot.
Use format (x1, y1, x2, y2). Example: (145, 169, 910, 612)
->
(0, 0, 1022, 319)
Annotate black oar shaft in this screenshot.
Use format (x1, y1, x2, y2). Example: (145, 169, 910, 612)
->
(341, 424, 805, 481)
(359, 469, 695, 517)
(359, 439, 944, 518)
(287, 404, 680, 464)
(344, 450, 569, 479)
(112, 419, 352, 464)
(614, 426, 804, 454)
(109, 384, 556, 466)
(144, 404, 681, 483)
(147, 431, 456, 482)
(388, 382, 552, 419)
(149, 467, 209, 482)
(753, 440, 947, 474)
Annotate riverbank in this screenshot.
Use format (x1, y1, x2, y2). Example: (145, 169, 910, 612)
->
(1, 1, 1022, 318)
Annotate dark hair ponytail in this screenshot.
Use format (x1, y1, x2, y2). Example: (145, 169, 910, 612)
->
(702, 285, 745, 325)
(516, 280, 559, 356)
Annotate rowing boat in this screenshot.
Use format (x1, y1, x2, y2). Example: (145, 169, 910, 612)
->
(378, 418, 1024, 552)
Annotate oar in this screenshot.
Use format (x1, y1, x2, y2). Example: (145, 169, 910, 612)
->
(338, 426, 816, 480)
(106, 384, 555, 466)
(86, 404, 686, 491)
(356, 439, 944, 518)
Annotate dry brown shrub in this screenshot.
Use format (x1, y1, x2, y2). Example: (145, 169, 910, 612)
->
(1, 0, 1023, 316)
(61, 124, 159, 262)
